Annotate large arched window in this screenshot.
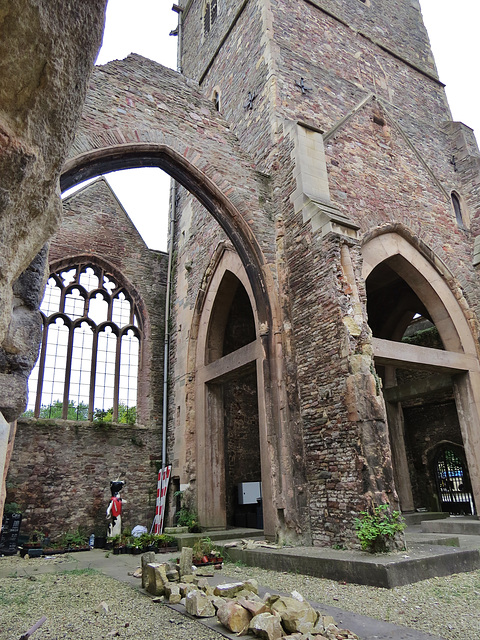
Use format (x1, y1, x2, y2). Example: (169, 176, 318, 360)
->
(25, 262, 142, 423)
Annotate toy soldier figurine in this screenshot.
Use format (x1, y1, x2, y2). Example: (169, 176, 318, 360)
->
(106, 480, 125, 537)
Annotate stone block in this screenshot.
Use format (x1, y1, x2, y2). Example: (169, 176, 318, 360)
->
(185, 589, 216, 617)
(213, 582, 246, 598)
(249, 612, 284, 640)
(145, 563, 169, 596)
(165, 583, 182, 604)
(270, 595, 318, 634)
(179, 546, 193, 577)
(217, 600, 252, 634)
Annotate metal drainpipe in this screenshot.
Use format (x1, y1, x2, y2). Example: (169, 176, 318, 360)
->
(162, 179, 176, 473)
(161, 3, 183, 473)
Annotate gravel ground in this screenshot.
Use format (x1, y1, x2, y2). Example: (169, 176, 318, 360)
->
(0, 556, 220, 640)
(225, 563, 480, 640)
(0, 554, 479, 640)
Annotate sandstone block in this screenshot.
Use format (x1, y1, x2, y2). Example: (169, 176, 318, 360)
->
(185, 590, 216, 617)
(141, 552, 156, 589)
(145, 563, 169, 596)
(213, 582, 246, 598)
(165, 583, 182, 604)
(270, 595, 318, 634)
(179, 582, 196, 597)
(179, 547, 193, 577)
(249, 612, 284, 640)
(166, 569, 179, 582)
(217, 601, 252, 634)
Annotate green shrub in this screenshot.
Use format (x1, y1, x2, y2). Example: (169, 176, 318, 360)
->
(354, 503, 406, 553)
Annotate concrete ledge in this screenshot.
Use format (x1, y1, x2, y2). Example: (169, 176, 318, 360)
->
(217, 542, 480, 589)
(406, 533, 460, 547)
(402, 512, 449, 526)
(174, 528, 263, 550)
(421, 518, 480, 535)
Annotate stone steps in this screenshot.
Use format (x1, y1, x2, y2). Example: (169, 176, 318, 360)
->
(421, 516, 480, 536)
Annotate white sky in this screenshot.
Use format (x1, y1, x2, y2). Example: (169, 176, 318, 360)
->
(81, 0, 480, 252)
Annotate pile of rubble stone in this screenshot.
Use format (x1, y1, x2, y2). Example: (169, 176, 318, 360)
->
(141, 548, 359, 640)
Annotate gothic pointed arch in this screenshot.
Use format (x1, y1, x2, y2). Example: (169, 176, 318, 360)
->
(362, 229, 480, 515)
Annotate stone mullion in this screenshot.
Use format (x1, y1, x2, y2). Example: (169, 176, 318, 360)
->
(62, 322, 75, 420)
(113, 331, 121, 423)
(34, 319, 49, 418)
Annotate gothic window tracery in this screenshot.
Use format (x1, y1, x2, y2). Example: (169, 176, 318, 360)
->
(26, 262, 142, 423)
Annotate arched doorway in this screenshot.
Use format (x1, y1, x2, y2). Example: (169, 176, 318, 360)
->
(363, 231, 480, 516)
(191, 248, 273, 533)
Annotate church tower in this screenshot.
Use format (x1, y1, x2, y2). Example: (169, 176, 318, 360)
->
(171, 0, 480, 545)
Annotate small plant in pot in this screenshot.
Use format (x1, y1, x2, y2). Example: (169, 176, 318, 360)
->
(107, 534, 121, 553)
(21, 530, 45, 557)
(131, 537, 144, 555)
(192, 537, 223, 565)
(59, 529, 89, 552)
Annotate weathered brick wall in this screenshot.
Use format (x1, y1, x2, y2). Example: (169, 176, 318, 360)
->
(7, 418, 161, 539)
(183, 0, 480, 545)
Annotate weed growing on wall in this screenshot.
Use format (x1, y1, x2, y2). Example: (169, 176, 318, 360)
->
(354, 503, 406, 553)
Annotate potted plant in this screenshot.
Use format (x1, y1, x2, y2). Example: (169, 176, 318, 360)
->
(153, 533, 177, 553)
(192, 537, 223, 566)
(60, 529, 89, 552)
(131, 537, 144, 555)
(21, 530, 45, 558)
(107, 534, 121, 553)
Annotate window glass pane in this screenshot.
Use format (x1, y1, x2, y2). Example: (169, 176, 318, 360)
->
(79, 267, 99, 292)
(69, 322, 93, 418)
(88, 292, 109, 325)
(103, 275, 116, 295)
(119, 330, 139, 414)
(94, 326, 117, 413)
(60, 268, 76, 287)
(41, 278, 61, 315)
(25, 358, 40, 414)
(64, 288, 85, 320)
(112, 292, 131, 327)
(39, 318, 69, 417)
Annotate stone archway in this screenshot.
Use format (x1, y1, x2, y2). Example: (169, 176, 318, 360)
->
(186, 247, 275, 536)
(362, 230, 480, 515)
(59, 56, 311, 542)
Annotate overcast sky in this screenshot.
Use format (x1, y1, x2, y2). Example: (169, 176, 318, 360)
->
(89, 0, 480, 252)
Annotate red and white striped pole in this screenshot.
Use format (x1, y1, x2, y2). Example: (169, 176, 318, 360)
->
(153, 465, 171, 534)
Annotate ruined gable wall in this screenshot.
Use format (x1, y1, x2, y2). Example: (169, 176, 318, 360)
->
(55, 179, 168, 426)
(6, 180, 167, 538)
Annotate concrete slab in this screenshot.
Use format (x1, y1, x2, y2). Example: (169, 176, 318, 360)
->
(174, 528, 263, 550)
(215, 541, 480, 588)
(421, 517, 480, 536)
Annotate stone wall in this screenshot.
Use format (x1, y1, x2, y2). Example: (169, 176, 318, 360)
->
(6, 418, 161, 539)
(403, 399, 463, 511)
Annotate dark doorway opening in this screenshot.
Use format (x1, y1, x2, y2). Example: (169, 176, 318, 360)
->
(435, 447, 475, 515)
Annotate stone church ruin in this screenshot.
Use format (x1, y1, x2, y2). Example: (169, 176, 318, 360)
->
(2, 0, 480, 548)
